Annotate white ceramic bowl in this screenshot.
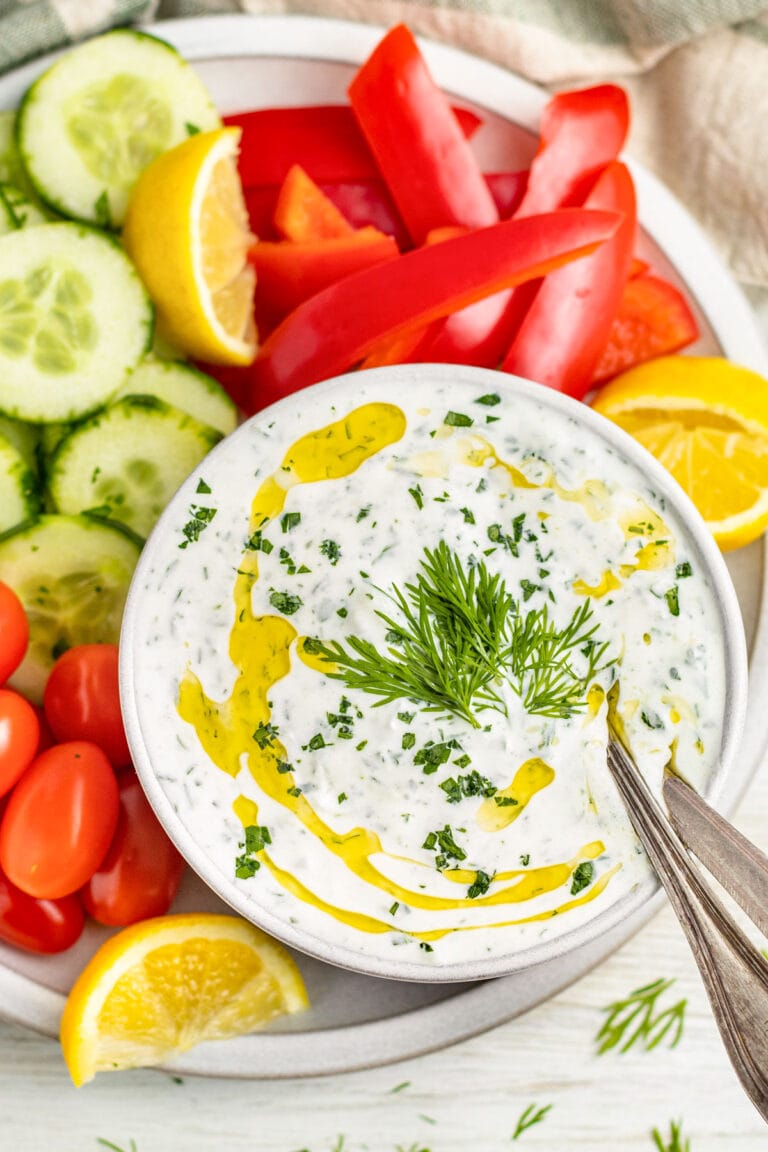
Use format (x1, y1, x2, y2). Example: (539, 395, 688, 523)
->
(120, 363, 747, 982)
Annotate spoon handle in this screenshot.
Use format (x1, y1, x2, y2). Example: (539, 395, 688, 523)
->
(663, 774, 768, 939)
(606, 739, 768, 1122)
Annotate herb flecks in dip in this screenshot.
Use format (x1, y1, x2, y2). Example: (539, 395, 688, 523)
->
(134, 376, 725, 968)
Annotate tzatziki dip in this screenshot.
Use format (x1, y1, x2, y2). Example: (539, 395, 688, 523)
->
(124, 367, 732, 976)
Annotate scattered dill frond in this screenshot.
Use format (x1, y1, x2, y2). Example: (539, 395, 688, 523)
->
(596, 977, 687, 1054)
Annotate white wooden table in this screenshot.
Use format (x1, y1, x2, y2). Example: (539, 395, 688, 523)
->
(2, 298, 767, 1152)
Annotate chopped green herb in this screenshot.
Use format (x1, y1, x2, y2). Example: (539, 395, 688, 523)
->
(460, 506, 476, 524)
(423, 824, 466, 869)
(245, 530, 273, 554)
(356, 505, 371, 522)
(397, 711, 415, 723)
(571, 861, 594, 894)
(402, 732, 416, 750)
(337, 607, 348, 618)
(474, 393, 501, 406)
(444, 410, 473, 427)
(389, 901, 399, 916)
(519, 853, 530, 866)
(511, 1103, 552, 1141)
(494, 795, 518, 807)
(306, 733, 326, 751)
(179, 504, 217, 549)
(419, 942, 434, 952)
(665, 586, 680, 616)
(409, 484, 424, 509)
(303, 637, 323, 655)
(244, 825, 271, 853)
(520, 579, 539, 602)
(467, 869, 492, 899)
(281, 511, 301, 532)
(287, 785, 302, 797)
(338, 792, 347, 803)
(320, 539, 342, 565)
(253, 721, 279, 749)
(485, 415, 500, 424)
(596, 977, 687, 1054)
(453, 753, 471, 769)
(196, 478, 211, 494)
(276, 760, 293, 774)
(442, 771, 496, 802)
(269, 590, 302, 615)
(676, 561, 693, 579)
(641, 709, 664, 729)
(185, 121, 201, 135)
(414, 740, 456, 774)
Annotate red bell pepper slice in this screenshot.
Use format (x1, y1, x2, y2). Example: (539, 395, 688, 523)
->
(501, 161, 636, 398)
(273, 165, 354, 242)
(348, 24, 498, 245)
(592, 273, 699, 384)
(516, 85, 630, 216)
(225, 104, 482, 187)
(247, 208, 620, 411)
(252, 228, 399, 318)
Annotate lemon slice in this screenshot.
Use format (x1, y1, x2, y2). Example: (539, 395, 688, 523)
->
(592, 356, 768, 550)
(60, 914, 309, 1085)
(122, 127, 256, 365)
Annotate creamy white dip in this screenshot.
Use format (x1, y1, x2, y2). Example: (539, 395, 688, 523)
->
(127, 370, 727, 972)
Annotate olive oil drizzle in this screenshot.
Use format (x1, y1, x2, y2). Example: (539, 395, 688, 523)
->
(179, 404, 620, 945)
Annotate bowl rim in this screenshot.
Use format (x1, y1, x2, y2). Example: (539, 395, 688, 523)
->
(120, 362, 748, 983)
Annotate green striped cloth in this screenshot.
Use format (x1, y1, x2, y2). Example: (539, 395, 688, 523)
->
(2, 0, 768, 286)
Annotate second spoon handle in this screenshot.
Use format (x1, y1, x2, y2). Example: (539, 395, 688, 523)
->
(663, 775, 768, 940)
(607, 739, 768, 1123)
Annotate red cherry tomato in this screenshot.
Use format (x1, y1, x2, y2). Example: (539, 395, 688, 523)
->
(0, 582, 28, 686)
(0, 865, 84, 954)
(0, 741, 119, 899)
(0, 689, 40, 797)
(30, 705, 55, 755)
(43, 644, 131, 768)
(82, 770, 185, 927)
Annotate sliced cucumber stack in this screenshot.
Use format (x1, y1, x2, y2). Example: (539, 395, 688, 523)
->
(0, 433, 39, 533)
(48, 395, 221, 537)
(17, 30, 220, 227)
(0, 414, 39, 473)
(0, 514, 141, 701)
(118, 359, 238, 436)
(0, 222, 153, 422)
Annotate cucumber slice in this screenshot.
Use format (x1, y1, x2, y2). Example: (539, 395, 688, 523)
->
(0, 433, 39, 533)
(48, 394, 221, 537)
(0, 414, 39, 472)
(39, 421, 73, 462)
(118, 359, 238, 436)
(0, 183, 50, 235)
(17, 30, 220, 226)
(0, 513, 140, 701)
(0, 222, 153, 422)
(0, 111, 33, 192)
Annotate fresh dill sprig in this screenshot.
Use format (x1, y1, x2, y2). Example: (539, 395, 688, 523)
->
(506, 599, 611, 719)
(651, 1119, 691, 1152)
(596, 977, 687, 1054)
(318, 541, 611, 726)
(511, 1102, 553, 1140)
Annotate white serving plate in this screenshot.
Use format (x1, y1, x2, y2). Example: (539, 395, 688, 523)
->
(0, 14, 766, 1078)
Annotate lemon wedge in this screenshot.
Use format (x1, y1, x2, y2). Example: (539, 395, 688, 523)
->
(592, 356, 768, 550)
(60, 914, 308, 1085)
(122, 127, 256, 364)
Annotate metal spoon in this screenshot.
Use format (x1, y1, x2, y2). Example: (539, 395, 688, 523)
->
(606, 732, 768, 1123)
